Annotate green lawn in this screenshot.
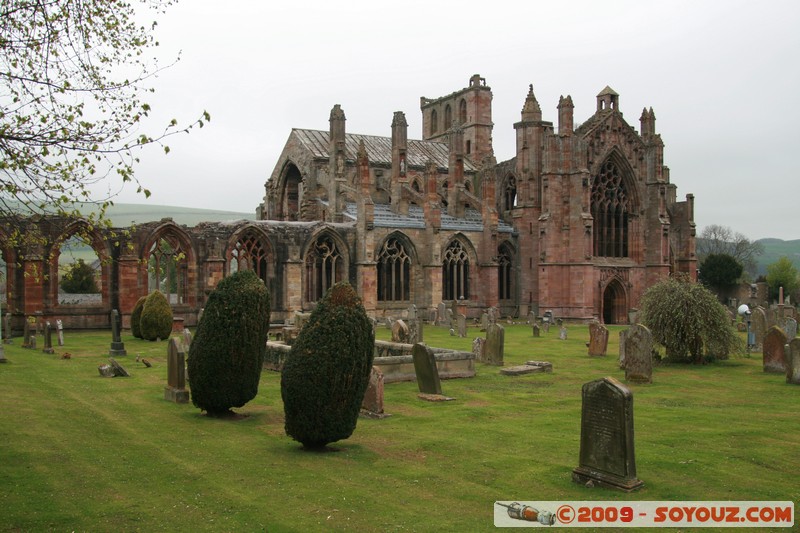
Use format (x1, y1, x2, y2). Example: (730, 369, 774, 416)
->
(0, 324, 797, 532)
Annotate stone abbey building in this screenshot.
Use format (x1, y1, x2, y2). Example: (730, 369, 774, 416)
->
(2, 75, 696, 331)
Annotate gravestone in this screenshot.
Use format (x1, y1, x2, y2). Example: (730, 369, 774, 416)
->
(484, 323, 505, 366)
(784, 317, 797, 341)
(446, 309, 455, 330)
(618, 328, 629, 369)
(624, 324, 654, 384)
(532, 324, 540, 338)
(391, 319, 410, 343)
(42, 321, 55, 354)
(786, 338, 800, 385)
(437, 302, 447, 326)
(182, 328, 193, 351)
(572, 377, 643, 492)
(361, 367, 386, 416)
(164, 338, 189, 403)
(762, 326, 788, 374)
(481, 312, 488, 332)
(411, 343, 442, 395)
(457, 314, 467, 338)
(109, 309, 127, 356)
(487, 306, 498, 326)
(471, 337, 485, 363)
(751, 306, 768, 348)
(429, 307, 438, 326)
(559, 326, 568, 340)
(98, 364, 115, 377)
(588, 321, 609, 356)
(407, 304, 417, 320)
(500, 361, 553, 376)
(56, 319, 64, 346)
(108, 357, 130, 377)
(21, 319, 31, 349)
(543, 321, 550, 334)
(4, 313, 11, 344)
(28, 335, 36, 349)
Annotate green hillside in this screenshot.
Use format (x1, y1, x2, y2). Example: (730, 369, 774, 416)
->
(755, 238, 800, 276)
(99, 203, 255, 226)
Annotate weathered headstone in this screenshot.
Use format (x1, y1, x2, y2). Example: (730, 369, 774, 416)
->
(108, 357, 130, 377)
(786, 338, 800, 385)
(437, 302, 447, 326)
(500, 361, 553, 376)
(618, 328, 629, 369)
(391, 319, 410, 344)
(543, 321, 550, 334)
(164, 338, 189, 403)
(3, 312, 11, 344)
(109, 309, 127, 356)
(98, 364, 115, 377)
(42, 321, 55, 354)
(783, 317, 797, 341)
(182, 328, 193, 351)
(762, 326, 788, 374)
(572, 377, 643, 492)
(624, 324, 654, 384)
(472, 337, 485, 363)
(411, 343, 442, 395)
(532, 323, 540, 338)
(484, 323, 505, 366)
(21, 319, 31, 348)
(407, 304, 417, 320)
(487, 306, 498, 326)
(361, 367, 386, 416)
(56, 319, 64, 346)
(28, 335, 36, 349)
(559, 326, 568, 341)
(751, 306, 768, 348)
(481, 312, 489, 332)
(588, 321, 609, 356)
(457, 314, 467, 338)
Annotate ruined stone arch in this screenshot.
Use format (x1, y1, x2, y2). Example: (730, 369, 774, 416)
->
(49, 220, 111, 308)
(142, 223, 195, 306)
(601, 277, 628, 325)
(590, 149, 640, 258)
(430, 109, 438, 136)
(444, 104, 453, 130)
(275, 161, 303, 221)
(442, 234, 477, 301)
(376, 232, 417, 303)
(302, 228, 350, 306)
(458, 98, 467, 124)
(226, 225, 274, 285)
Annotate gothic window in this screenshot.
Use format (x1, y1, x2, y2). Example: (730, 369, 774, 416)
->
(442, 240, 470, 300)
(377, 237, 411, 302)
(229, 232, 270, 284)
(280, 166, 302, 221)
(504, 175, 517, 211)
(591, 159, 630, 258)
(148, 234, 188, 305)
(430, 109, 438, 136)
(497, 243, 514, 301)
(459, 99, 467, 124)
(305, 234, 344, 303)
(444, 104, 452, 130)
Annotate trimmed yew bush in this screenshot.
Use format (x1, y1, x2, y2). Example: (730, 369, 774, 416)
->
(130, 296, 147, 339)
(188, 270, 270, 416)
(139, 290, 173, 341)
(281, 282, 374, 449)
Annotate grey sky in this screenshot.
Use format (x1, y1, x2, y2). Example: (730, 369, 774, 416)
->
(110, 0, 800, 241)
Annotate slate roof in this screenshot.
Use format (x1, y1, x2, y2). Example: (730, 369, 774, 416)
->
(344, 203, 514, 234)
(292, 129, 477, 172)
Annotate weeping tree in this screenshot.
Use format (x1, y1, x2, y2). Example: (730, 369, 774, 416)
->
(281, 282, 374, 450)
(639, 275, 742, 363)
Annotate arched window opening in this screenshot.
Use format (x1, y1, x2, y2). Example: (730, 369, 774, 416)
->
(229, 232, 270, 284)
(466, 140, 471, 154)
(430, 109, 438, 136)
(305, 234, 344, 303)
(504, 176, 517, 211)
(603, 279, 626, 324)
(148, 235, 188, 305)
(281, 166, 302, 221)
(56, 234, 102, 306)
(377, 237, 411, 302)
(498, 243, 514, 301)
(442, 240, 470, 300)
(459, 99, 467, 124)
(591, 159, 630, 258)
(444, 104, 452, 130)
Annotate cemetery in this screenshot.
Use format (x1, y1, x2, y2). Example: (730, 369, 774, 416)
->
(1, 311, 798, 531)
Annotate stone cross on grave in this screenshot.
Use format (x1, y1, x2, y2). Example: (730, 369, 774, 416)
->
(42, 321, 55, 354)
(109, 309, 127, 356)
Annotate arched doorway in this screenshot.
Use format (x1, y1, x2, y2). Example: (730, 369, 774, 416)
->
(602, 279, 627, 324)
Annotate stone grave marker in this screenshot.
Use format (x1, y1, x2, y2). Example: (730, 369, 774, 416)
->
(532, 323, 540, 338)
(108, 357, 130, 377)
(762, 326, 788, 374)
(411, 343, 442, 395)
(588, 321, 609, 356)
(109, 309, 127, 356)
(500, 361, 553, 376)
(182, 328, 193, 351)
(407, 304, 417, 320)
(391, 319, 410, 343)
(471, 337, 485, 363)
(164, 337, 189, 403)
(56, 319, 64, 346)
(28, 334, 36, 349)
(457, 314, 467, 338)
(618, 328, 629, 369)
(572, 377, 643, 492)
(559, 326, 568, 340)
(787, 338, 800, 385)
(484, 323, 505, 366)
(42, 321, 55, 354)
(784, 317, 797, 341)
(21, 319, 31, 348)
(751, 306, 768, 348)
(361, 367, 388, 417)
(481, 312, 488, 331)
(437, 302, 447, 326)
(4, 313, 11, 344)
(543, 321, 550, 334)
(624, 324, 654, 384)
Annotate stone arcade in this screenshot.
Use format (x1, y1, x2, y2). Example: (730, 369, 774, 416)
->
(1, 76, 696, 330)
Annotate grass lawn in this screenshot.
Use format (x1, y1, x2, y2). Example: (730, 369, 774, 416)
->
(0, 324, 797, 532)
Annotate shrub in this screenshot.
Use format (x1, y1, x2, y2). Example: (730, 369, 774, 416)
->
(188, 270, 270, 416)
(139, 290, 173, 341)
(281, 282, 374, 449)
(639, 275, 742, 363)
(130, 296, 147, 339)
(59, 259, 99, 294)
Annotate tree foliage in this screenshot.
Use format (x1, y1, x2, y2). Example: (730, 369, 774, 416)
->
(281, 282, 374, 450)
(765, 256, 800, 302)
(0, 0, 209, 245)
(697, 225, 763, 277)
(188, 270, 270, 417)
(139, 290, 172, 341)
(59, 258, 98, 293)
(130, 295, 147, 339)
(698, 253, 743, 299)
(639, 275, 742, 363)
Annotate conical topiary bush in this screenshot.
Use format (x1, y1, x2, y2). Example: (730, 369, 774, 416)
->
(188, 270, 270, 417)
(130, 295, 147, 339)
(139, 290, 173, 341)
(281, 282, 374, 449)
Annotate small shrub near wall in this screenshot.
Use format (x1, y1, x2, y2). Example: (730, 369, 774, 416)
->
(139, 291, 173, 341)
(130, 296, 147, 339)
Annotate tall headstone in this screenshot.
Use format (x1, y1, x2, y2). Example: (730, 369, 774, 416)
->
(786, 338, 800, 385)
(109, 309, 127, 356)
(3, 312, 10, 344)
(164, 338, 189, 403)
(472, 337, 485, 363)
(751, 306, 768, 348)
(588, 321, 609, 356)
(484, 323, 505, 366)
(42, 321, 55, 354)
(391, 319, 410, 343)
(182, 328, 193, 351)
(624, 325, 654, 384)
(361, 367, 385, 415)
(437, 302, 447, 327)
(618, 328, 629, 369)
(783, 317, 797, 341)
(572, 377, 643, 492)
(762, 325, 788, 374)
(457, 314, 467, 338)
(532, 323, 540, 338)
(481, 312, 489, 332)
(56, 319, 64, 346)
(21, 318, 31, 349)
(559, 326, 568, 341)
(411, 343, 442, 395)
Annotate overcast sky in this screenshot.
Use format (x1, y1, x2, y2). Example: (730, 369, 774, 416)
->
(109, 0, 800, 241)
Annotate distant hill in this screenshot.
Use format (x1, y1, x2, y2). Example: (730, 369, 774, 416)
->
(102, 203, 255, 226)
(755, 238, 800, 277)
